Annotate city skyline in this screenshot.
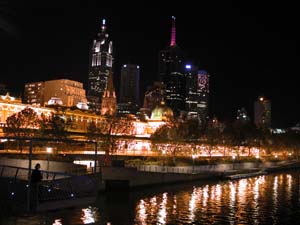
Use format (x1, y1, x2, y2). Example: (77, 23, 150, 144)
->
(0, 3, 299, 127)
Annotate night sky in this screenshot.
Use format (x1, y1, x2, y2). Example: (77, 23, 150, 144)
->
(0, 2, 299, 128)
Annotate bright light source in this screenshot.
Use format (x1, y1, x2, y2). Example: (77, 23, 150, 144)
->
(46, 147, 53, 153)
(185, 64, 191, 69)
(260, 97, 264, 101)
(123, 65, 127, 68)
(275, 155, 278, 158)
(232, 155, 236, 160)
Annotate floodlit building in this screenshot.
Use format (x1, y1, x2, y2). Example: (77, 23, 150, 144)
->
(0, 93, 53, 131)
(24, 79, 87, 108)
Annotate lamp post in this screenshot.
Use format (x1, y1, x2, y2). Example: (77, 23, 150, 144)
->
(46, 147, 53, 179)
(232, 155, 236, 170)
(162, 150, 166, 172)
(192, 154, 196, 173)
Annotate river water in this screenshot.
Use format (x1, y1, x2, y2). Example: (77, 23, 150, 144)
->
(3, 170, 300, 225)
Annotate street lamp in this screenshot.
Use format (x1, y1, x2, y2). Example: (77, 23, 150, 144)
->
(162, 150, 166, 172)
(192, 154, 196, 173)
(232, 155, 236, 170)
(46, 147, 53, 179)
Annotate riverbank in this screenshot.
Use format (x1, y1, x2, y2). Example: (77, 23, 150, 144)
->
(100, 160, 300, 191)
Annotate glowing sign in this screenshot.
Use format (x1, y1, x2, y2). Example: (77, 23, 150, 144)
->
(197, 71, 209, 91)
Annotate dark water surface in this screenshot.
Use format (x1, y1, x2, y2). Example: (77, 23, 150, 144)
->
(2, 170, 300, 225)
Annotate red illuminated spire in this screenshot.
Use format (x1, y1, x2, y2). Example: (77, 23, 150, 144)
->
(170, 16, 176, 46)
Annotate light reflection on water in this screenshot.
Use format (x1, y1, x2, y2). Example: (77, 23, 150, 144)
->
(3, 171, 300, 225)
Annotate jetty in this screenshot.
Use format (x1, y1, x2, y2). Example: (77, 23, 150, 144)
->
(225, 170, 267, 180)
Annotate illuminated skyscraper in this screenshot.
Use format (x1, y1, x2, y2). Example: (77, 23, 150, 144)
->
(158, 16, 185, 116)
(185, 64, 199, 119)
(196, 70, 210, 122)
(254, 96, 271, 128)
(87, 19, 114, 112)
(185, 66, 209, 122)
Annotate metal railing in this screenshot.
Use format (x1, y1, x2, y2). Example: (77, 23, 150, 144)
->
(0, 164, 99, 214)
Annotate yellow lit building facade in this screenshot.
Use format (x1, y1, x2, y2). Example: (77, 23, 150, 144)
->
(0, 93, 166, 138)
(0, 93, 53, 129)
(24, 79, 88, 107)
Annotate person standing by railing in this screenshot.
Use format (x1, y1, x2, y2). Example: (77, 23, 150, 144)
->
(31, 163, 42, 183)
(30, 163, 43, 211)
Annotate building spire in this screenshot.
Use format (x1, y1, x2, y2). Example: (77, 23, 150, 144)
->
(170, 16, 176, 46)
(106, 70, 115, 94)
(101, 70, 117, 116)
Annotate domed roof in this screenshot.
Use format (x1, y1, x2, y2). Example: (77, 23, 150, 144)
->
(47, 97, 63, 106)
(76, 102, 89, 110)
(150, 102, 173, 121)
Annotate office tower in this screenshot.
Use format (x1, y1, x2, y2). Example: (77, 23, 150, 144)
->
(158, 16, 185, 116)
(87, 19, 114, 112)
(24, 82, 44, 106)
(120, 64, 140, 104)
(185, 64, 198, 119)
(254, 96, 271, 128)
(24, 79, 87, 108)
(196, 70, 210, 122)
(185, 65, 210, 122)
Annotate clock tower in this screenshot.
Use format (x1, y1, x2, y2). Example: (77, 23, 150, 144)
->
(87, 19, 114, 113)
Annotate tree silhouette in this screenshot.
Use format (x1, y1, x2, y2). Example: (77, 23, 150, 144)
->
(5, 107, 40, 137)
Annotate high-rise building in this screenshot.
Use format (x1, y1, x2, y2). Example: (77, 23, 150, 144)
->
(185, 65, 210, 122)
(185, 64, 198, 119)
(87, 19, 114, 112)
(254, 96, 271, 128)
(158, 16, 185, 116)
(101, 71, 117, 116)
(236, 107, 250, 123)
(24, 82, 44, 106)
(24, 79, 87, 108)
(119, 64, 140, 106)
(196, 70, 210, 122)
